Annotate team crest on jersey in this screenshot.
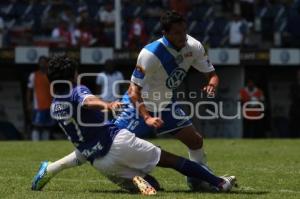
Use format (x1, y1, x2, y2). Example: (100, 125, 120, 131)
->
(166, 68, 187, 89)
(51, 102, 72, 120)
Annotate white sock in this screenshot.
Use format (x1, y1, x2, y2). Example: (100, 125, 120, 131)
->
(47, 150, 87, 175)
(188, 148, 207, 165)
(32, 129, 39, 141)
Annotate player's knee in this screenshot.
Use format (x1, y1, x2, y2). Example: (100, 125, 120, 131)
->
(189, 132, 203, 149)
(175, 127, 204, 149)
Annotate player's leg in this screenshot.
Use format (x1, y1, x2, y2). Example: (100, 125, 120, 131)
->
(98, 129, 235, 192)
(31, 110, 40, 141)
(174, 125, 207, 165)
(40, 109, 54, 140)
(157, 106, 208, 165)
(32, 110, 46, 141)
(47, 150, 86, 174)
(41, 128, 50, 140)
(153, 106, 235, 192)
(92, 129, 161, 194)
(126, 129, 236, 192)
(115, 101, 209, 166)
(92, 128, 236, 192)
(31, 127, 40, 141)
(173, 125, 216, 190)
(31, 150, 86, 191)
(157, 150, 236, 192)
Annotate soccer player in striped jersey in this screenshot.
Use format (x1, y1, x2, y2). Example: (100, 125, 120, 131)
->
(114, 10, 219, 190)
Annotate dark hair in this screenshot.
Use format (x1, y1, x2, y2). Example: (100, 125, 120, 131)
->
(160, 10, 186, 32)
(38, 55, 48, 62)
(47, 55, 78, 82)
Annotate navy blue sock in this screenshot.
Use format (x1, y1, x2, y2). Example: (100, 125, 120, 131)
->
(174, 157, 223, 187)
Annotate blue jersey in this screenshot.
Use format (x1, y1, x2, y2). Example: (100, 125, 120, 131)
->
(51, 85, 120, 161)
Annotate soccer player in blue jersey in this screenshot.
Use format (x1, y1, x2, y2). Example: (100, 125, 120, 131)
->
(31, 56, 236, 194)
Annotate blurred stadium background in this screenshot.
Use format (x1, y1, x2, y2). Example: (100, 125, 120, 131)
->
(0, 0, 300, 140)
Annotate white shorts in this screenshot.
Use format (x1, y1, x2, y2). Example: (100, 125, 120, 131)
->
(92, 129, 161, 180)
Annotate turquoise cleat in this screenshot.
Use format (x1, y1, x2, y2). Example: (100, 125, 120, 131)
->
(31, 161, 53, 191)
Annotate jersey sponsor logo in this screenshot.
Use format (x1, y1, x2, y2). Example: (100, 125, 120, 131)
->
(184, 52, 193, 58)
(81, 141, 104, 158)
(166, 68, 187, 89)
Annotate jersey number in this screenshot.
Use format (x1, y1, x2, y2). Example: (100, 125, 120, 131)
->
(59, 118, 84, 144)
(128, 120, 139, 131)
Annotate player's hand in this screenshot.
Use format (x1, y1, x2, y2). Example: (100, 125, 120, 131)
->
(203, 84, 216, 95)
(108, 101, 124, 111)
(145, 116, 164, 128)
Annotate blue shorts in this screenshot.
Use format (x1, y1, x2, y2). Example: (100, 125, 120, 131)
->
(32, 109, 55, 127)
(113, 93, 192, 138)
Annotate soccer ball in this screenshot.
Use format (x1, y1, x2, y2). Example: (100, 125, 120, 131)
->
(187, 177, 215, 192)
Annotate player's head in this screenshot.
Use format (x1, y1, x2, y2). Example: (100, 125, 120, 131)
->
(38, 56, 48, 73)
(48, 55, 78, 94)
(48, 55, 78, 83)
(160, 10, 187, 49)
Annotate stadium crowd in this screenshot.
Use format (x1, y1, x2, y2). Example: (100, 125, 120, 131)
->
(0, 0, 300, 49)
(0, 1, 299, 140)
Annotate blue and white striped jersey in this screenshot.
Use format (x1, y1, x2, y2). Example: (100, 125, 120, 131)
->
(131, 34, 215, 112)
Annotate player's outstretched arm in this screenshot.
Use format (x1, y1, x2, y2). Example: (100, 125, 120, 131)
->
(128, 83, 164, 128)
(82, 95, 123, 111)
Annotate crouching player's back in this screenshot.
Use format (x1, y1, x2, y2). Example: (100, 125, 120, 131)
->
(48, 56, 122, 162)
(51, 84, 120, 161)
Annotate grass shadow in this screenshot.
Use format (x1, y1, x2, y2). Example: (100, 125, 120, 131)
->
(88, 189, 130, 194)
(88, 188, 269, 196)
(227, 190, 270, 195)
(43, 187, 270, 198)
(161, 189, 270, 195)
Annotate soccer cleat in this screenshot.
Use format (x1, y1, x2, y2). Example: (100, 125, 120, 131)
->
(187, 163, 215, 192)
(144, 174, 163, 191)
(218, 176, 237, 192)
(132, 176, 157, 195)
(187, 177, 214, 192)
(31, 161, 53, 191)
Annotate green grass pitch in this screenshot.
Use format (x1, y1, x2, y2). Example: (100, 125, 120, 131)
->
(0, 139, 299, 199)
